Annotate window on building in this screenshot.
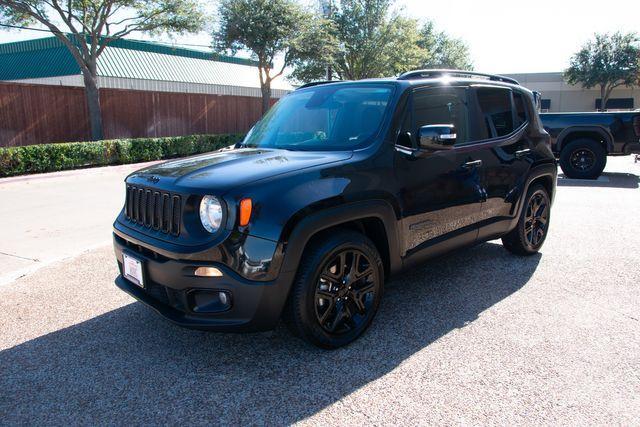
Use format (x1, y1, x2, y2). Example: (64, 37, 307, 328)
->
(540, 99, 551, 112)
(595, 98, 634, 110)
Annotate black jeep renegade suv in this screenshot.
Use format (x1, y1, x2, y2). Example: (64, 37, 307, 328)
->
(113, 70, 557, 348)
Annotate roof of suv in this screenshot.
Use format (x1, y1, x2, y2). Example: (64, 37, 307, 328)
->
(297, 70, 532, 94)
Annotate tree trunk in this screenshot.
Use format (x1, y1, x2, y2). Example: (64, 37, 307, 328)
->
(261, 80, 272, 116)
(599, 84, 607, 112)
(82, 66, 104, 141)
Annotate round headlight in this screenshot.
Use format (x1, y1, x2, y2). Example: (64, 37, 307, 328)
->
(199, 195, 223, 233)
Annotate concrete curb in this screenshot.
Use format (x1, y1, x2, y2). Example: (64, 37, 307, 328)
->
(0, 160, 163, 185)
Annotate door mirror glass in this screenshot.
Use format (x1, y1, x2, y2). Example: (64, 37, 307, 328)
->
(419, 125, 457, 151)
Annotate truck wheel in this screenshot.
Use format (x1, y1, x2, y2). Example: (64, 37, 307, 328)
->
(284, 230, 384, 349)
(502, 184, 551, 256)
(559, 138, 606, 179)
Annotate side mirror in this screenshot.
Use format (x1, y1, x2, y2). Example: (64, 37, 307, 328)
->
(419, 124, 457, 151)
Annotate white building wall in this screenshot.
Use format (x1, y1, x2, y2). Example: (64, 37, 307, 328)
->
(505, 72, 640, 112)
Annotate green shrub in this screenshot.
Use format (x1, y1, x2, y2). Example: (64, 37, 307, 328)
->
(0, 134, 244, 178)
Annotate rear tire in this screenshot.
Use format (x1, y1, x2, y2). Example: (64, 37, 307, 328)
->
(284, 230, 384, 349)
(502, 184, 551, 256)
(559, 138, 606, 179)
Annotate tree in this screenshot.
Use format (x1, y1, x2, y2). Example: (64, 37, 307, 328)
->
(565, 32, 640, 111)
(0, 0, 204, 140)
(290, 0, 473, 84)
(214, 0, 334, 115)
(291, 0, 425, 82)
(328, 0, 425, 80)
(417, 21, 473, 70)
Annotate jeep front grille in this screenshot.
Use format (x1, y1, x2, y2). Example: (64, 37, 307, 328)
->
(125, 185, 182, 236)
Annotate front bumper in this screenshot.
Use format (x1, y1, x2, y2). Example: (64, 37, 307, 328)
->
(113, 233, 295, 332)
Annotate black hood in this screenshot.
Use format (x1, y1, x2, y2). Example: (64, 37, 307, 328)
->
(127, 148, 353, 194)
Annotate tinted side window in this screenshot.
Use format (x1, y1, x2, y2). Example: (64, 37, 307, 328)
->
(513, 91, 528, 127)
(396, 106, 413, 148)
(477, 88, 514, 138)
(413, 87, 469, 144)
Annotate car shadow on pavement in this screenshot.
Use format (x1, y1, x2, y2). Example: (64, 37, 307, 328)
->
(557, 172, 640, 189)
(0, 242, 541, 424)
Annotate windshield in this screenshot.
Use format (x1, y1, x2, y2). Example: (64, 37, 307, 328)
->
(241, 84, 394, 151)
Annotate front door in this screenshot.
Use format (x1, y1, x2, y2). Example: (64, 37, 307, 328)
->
(394, 86, 485, 256)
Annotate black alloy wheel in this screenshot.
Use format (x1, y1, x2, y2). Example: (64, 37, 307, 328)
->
(523, 189, 549, 249)
(284, 230, 383, 348)
(314, 249, 376, 335)
(502, 183, 551, 255)
(569, 148, 596, 172)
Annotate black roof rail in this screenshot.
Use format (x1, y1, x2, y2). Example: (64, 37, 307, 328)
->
(296, 80, 344, 90)
(397, 69, 519, 85)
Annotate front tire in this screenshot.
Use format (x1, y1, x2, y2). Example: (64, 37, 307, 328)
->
(559, 138, 606, 179)
(502, 184, 551, 256)
(284, 230, 384, 349)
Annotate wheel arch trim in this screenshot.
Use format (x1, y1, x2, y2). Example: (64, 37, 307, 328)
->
(556, 126, 614, 153)
(509, 164, 557, 231)
(279, 200, 403, 277)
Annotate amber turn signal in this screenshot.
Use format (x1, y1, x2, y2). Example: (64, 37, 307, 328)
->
(239, 198, 252, 226)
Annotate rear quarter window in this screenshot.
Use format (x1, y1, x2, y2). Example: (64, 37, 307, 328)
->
(513, 91, 528, 127)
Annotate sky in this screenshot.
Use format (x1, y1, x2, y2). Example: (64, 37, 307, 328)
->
(1, 0, 639, 75)
(401, 0, 640, 73)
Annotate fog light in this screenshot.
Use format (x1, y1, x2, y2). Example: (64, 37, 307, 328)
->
(189, 290, 232, 313)
(219, 292, 229, 306)
(194, 267, 223, 277)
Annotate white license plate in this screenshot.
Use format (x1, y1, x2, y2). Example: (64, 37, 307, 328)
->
(123, 253, 144, 288)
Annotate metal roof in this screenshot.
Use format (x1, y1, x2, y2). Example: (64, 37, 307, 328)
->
(0, 37, 80, 79)
(0, 36, 291, 91)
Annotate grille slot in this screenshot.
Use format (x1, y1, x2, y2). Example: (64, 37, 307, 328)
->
(136, 189, 144, 223)
(145, 190, 153, 227)
(153, 192, 161, 230)
(125, 185, 182, 236)
(162, 194, 171, 233)
(126, 187, 134, 218)
(171, 195, 181, 235)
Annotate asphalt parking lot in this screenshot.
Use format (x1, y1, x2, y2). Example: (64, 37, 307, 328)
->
(1, 157, 639, 424)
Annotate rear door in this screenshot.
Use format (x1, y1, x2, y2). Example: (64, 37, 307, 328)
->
(466, 86, 533, 236)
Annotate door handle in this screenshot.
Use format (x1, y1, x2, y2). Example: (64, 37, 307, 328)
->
(462, 159, 482, 169)
(515, 149, 531, 159)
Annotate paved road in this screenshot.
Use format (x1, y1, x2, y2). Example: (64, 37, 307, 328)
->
(1, 157, 639, 424)
(0, 161, 158, 285)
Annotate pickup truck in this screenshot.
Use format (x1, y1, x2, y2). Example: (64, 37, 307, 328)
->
(540, 111, 640, 179)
